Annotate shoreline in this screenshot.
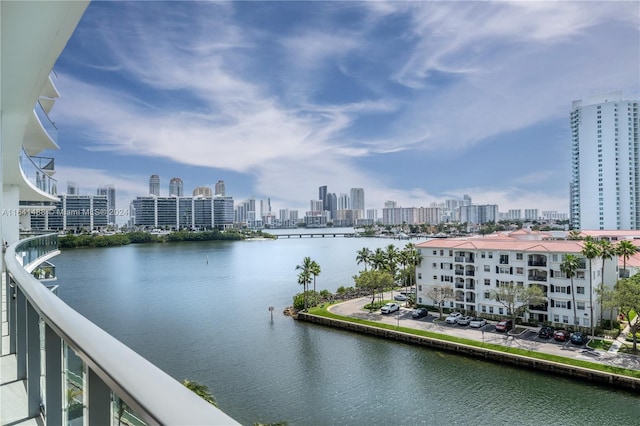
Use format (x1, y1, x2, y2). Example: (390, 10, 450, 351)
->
(294, 303, 640, 392)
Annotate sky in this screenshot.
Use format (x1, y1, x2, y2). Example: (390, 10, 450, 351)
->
(50, 0, 640, 220)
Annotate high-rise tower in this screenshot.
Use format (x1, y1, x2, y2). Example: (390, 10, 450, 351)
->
(97, 184, 116, 224)
(570, 92, 639, 230)
(169, 177, 183, 197)
(350, 188, 365, 213)
(215, 180, 226, 196)
(149, 174, 160, 196)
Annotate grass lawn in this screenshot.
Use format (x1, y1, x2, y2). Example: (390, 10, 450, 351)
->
(306, 305, 640, 380)
(588, 339, 613, 351)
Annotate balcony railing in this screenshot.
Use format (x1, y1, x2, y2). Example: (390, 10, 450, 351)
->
(34, 100, 58, 144)
(19, 147, 58, 195)
(528, 275, 548, 282)
(5, 234, 239, 425)
(528, 260, 547, 267)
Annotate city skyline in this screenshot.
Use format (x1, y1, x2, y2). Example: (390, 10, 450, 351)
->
(49, 2, 639, 219)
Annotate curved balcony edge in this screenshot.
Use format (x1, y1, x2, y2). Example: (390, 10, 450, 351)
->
(6, 234, 240, 425)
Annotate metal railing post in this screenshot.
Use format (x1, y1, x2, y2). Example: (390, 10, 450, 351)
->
(45, 324, 63, 424)
(88, 368, 111, 425)
(27, 302, 42, 416)
(16, 287, 27, 379)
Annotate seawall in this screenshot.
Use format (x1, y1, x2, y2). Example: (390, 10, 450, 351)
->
(296, 312, 640, 392)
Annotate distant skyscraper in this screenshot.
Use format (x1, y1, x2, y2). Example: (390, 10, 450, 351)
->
(67, 182, 79, 195)
(338, 193, 350, 210)
(169, 177, 183, 197)
(215, 180, 226, 196)
(97, 184, 116, 224)
(570, 92, 639, 230)
(193, 186, 213, 197)
(319, 185, 328, 211)
(350, 188, 365, 212)
(149, 174, 160, 196)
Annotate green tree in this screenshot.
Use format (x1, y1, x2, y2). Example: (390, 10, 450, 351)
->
(354, 269, 394, 310)
(426, 285, 454, 318)
(598, 239, 616, 326)
(296, 269, 311, 310)
(613, 275, 640, 352)
(356, 247, 372, 271)
(490, 283, 546, 327)
(560, 254, 580, 327)
(182, 379, 217, 407)
(384, 244, 399, 281)
(581, 240, 599, 336)
(616, 239, 637, 279)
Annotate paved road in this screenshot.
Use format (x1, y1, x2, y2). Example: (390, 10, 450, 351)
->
(329, 296, 640, 372)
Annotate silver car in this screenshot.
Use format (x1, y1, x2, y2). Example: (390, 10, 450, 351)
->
(381, 303, 400, 314)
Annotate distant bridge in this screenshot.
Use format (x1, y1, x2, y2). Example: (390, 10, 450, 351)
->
(273, 232, 357, 239)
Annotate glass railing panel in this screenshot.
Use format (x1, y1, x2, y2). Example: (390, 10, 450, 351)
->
(65, 345, 86, 425)
(15, 233, 58, 266)
(19, 148, 58, 195)
(35, 100, 58, 143)
(114, 396, 147, 426)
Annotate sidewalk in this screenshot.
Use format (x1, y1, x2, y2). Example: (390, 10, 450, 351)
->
(609, 316, 639, 354)
(327, 297, 640, 372)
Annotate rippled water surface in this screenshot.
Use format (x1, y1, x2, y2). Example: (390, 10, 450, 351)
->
(54, 232, 640, 425)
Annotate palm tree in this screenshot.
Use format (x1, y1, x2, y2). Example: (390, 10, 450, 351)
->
(182, 379, 218, 407)
(371, 248, 386, 271)
(384, 244, 399, 280)
(356, 247, 372, 271)
(296, 257, 315, 310)
(616, 239, 637, 278)
(598, 239, 616, 327)
(309, 259, 321, 300)
(581, 240, 599, 336)
(560, 254, 580, 328)
(297, 269, 311, 310)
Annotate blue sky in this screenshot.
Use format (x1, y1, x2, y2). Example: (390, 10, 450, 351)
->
(51, 1, 640, 218)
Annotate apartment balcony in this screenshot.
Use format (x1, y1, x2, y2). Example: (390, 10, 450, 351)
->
(23, 101, 60, 154)
(32, 260, 56, 281)
(465, 283, 475, 290)
(3, 234, 239, 425)
(528, 274, 548, 282)
(465, 270, 475, 277)
(19, 147, 58, 196)
(527, 255, 547, 267)
(455, 269, 465, 276)
(455, 283, 465, 289)
(454, 256, 474, 263)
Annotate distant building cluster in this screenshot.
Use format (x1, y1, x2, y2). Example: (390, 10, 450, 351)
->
(22, 92, 638, 232)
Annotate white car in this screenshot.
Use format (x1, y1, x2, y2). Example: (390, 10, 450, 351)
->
(381, 303, 400, 314)
(469, 318, 488, 328)
(456, 315, 473, 326)
(393, 294, 408, 301)
(445, 312, 462, 324)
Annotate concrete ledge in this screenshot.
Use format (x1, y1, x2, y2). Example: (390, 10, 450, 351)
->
(297, 312, 640, 391)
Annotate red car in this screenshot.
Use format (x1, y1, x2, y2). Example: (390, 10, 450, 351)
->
(495, 320, 513, 332)
(553, 329, 571, 342)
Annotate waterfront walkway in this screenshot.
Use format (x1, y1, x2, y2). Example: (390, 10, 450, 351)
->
(1, 273, 42, 426)
(328, 296, 640, 372)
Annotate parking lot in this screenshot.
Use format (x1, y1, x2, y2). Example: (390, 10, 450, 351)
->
(328, 296, 640, 370)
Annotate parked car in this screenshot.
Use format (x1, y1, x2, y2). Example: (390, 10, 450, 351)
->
(570, 331, 589, 345)
(394, 294, 408, 301)
(445, 312, 462, 324)
(380, 303, 400, 314)
(538, 326, 555, 339)
(495, 319, 513, 332)
(553, 329, 571, 342)
(456, 315, 473, 326)
(411, 308, 428, 319)
(469, 318, 488, 328)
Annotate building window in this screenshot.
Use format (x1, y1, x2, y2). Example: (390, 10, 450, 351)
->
(499, 308, 504, 315)
(418, 273, 422, 280)
(577, 302, 585, 310)
(516, 253, 523, 260)
(484, 265, 490, 272)
(554, 315, 560, 323)
(577, 286, 585, 294)
(484, 279, 490, 286)
(515, 267, 524, 275)
(489, 307, 494, 314)
(488, 252, 493, 259)
(418, 285, 422, 291)
(482, 306, 487, 313)
(563, 316, 569, 324)
(484, 291, 490, 298)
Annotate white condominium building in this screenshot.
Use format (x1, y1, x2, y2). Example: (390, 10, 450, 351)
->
(415, 230, 621, 329)
(570, 92, 639, 230)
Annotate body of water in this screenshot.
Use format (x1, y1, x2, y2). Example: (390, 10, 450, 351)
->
(53, 230, 639, 425)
